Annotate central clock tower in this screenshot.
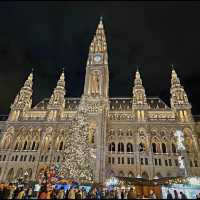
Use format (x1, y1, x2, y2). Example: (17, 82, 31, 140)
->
(82, 17, 109, 183)
(83, 17, 109, 98)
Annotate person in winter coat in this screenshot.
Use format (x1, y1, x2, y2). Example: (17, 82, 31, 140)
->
(68, 188, 76, 199)
(17, 187, 25, 199)
(57, 187, 65, 199)
(180, 191, 187, 199)
(127, 188, 136, 199)
(174, 190, 179, 199)
(167, 190, 173, 199)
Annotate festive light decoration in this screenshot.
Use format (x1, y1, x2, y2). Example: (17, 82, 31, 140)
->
(165, 177, 189, 185)
(178, 156, 185, 169)
(59, 105, 94, 181)
(105, 177, 119, 187)
(174, 129, 187, 176)
(174, 130, 185, 151)
(187, 177, 200, 185)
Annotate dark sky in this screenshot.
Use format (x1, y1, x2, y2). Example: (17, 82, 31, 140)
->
(0, 1, 200, 115)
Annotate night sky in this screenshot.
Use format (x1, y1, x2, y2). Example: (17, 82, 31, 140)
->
(0, 1, 200, 115)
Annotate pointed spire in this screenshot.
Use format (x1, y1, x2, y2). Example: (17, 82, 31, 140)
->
(48, 70, 66, 109)
(171, 66, 181, 87)
(134, 68, 142, 86)
(132, 68, 147, 106)
(57, 70, 65, 89)
(98, 16, 104, 29)
(89, 17, 107, 53)
(23, 70, 33, 90)
(170, 66, 190, 109)
(11, 70, 33, 111)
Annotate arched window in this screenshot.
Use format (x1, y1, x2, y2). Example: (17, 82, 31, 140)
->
(162, 143, 167, 153)
(57, 156, 60, 162)
(29, 155, 32, 162)
(127, 143, 133, 153)
(109, 142, 115, 152)
(24, 155, 27, 162)
(31, 141, 36, 150)
(152, 143, 157, 153)
(16, 168, 23, 179)
(23, 141, 27, 150)
(20, 155, 23, 161)
(139, 142, 145, 152)
(172, 143, 176, 153)
(59, 141, 63, 151)
(118, 143, 124, 152)
(32, 156, 35, 162)
(15, 155, 18, 161)
(6, 168, 14, 182)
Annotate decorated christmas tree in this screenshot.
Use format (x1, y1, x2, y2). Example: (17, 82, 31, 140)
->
(59, 104, 94, 181)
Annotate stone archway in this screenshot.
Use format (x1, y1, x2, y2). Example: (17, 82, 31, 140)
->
(15, 168, 23, 179)
(6, 168, 14, 182)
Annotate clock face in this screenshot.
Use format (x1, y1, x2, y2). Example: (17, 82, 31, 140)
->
(94, 54, 102, 63)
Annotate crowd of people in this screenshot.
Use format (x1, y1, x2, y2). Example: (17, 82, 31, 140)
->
(166, 189, 200, 199)
(0, 182, 200, 199)
(0, 183, 154, 199)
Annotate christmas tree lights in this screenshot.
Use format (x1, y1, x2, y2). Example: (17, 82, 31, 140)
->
(59, 105, 94, 181)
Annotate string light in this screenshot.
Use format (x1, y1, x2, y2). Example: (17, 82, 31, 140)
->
(59, 105, 94, 182)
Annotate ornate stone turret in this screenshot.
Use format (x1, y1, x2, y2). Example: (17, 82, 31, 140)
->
(132, 68, 148, 121)
(83, 16, 109, 98)
(8, 70, 33, 121)
(47, 70, 66, 121)
(170, 66, 192, 122)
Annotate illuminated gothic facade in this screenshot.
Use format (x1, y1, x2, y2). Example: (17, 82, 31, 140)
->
(0, 18, 200, 183)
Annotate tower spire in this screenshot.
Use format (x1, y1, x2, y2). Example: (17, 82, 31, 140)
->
(132, 69, 147, 105)
(132, 69, 148, 122)
(48, 71, 66, 108)
(47, 71, 66, 121)
(9, 70, 33, 121)
(170, 67, 191, 122)
(83, 17, 109, 98)
(89, 17, 107, 53)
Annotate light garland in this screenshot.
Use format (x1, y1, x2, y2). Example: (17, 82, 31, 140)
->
(59, 106, 94, 182)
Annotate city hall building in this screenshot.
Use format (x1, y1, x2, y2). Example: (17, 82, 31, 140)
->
(0, 18, 200, 183)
